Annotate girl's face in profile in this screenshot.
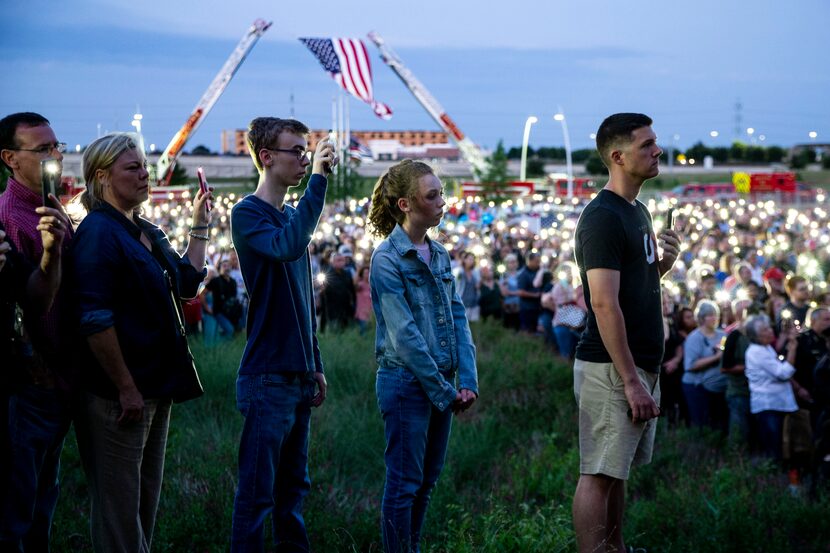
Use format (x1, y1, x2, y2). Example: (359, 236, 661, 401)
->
(405, 173, 445, 230)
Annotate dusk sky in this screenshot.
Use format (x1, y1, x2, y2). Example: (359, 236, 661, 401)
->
(2, 0, 827, 153)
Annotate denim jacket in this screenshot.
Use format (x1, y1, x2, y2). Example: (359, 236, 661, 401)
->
(370, 224, 478, 411)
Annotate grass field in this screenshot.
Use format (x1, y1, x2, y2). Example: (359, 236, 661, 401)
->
(52, 322, 830, 552)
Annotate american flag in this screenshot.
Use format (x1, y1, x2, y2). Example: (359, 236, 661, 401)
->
(299, 37, 392, 120)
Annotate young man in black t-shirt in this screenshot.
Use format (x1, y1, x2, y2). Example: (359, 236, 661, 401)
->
(571, 113, 682, 553)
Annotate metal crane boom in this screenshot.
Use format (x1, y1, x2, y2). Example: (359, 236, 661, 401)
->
(367, 31, 489, 176)
(156, 19, 272, 185)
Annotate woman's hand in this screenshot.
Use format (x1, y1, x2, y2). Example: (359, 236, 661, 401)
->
(192, 185, 215, 228)
(453, 388, 478, 413)
(118, 385, 145, 425)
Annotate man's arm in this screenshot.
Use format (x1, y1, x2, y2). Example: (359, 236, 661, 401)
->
(586, 268, 660, 422)
(25, 207, 67, 313)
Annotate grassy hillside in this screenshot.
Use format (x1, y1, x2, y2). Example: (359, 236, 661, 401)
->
(52, 322, 829, 551)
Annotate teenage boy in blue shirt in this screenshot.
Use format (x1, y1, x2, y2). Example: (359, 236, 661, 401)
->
(230, 117, 337, 552)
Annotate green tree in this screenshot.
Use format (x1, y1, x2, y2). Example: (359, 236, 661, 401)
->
(506, 146, 525, 160)
(525, 158, 546, 178)
(746, 146, 767, 163)
(685, 141, 711, 163)
(584, 151, 608, 175)
(191, 144, 213, 155)
(712, 147, 730, 163)
(480, 140, 510, 197)
(789, 150, 809, 169)
(767, 146, 785, 163)
(730, 141, 746, 161)
(572, 149, 593, 163)
(823, 154, 830, 169)
(168, 163, 190, 186)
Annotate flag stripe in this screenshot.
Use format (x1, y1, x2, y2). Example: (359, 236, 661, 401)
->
(299, 36, 392, 120)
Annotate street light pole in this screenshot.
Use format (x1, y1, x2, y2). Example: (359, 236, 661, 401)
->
(520, 116, 538, 181)
(554, 108, 573, 198)
(131, 108, 145, 153)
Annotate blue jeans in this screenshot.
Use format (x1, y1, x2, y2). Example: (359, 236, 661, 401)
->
(202, 313, 218, 346)
(755, 410, 786, 461)
(216, 314, 236, 339)
(553, 325, 580, 358)
(538, 311, 555, 347)
(231, 373, 315, 553)
(0, 384, 71, 552)
(726, 394, 751, 446)
(376, 367, 454, 553)
(683, 382, 709, 428)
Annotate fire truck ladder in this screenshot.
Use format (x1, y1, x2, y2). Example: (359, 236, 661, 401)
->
(367, 31, 489, 177)
(156, 19, 272, 186)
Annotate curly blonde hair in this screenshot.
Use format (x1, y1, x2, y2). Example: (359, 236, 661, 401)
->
(367, 159, 434, 238)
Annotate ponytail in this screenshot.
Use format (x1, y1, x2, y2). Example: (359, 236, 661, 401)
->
(367, 159, 434, 238)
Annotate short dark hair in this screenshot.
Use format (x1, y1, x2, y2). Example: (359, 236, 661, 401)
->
(246, 117, 309, 172)
(0, 112, 51, 170)
(595, 113, 653, 167)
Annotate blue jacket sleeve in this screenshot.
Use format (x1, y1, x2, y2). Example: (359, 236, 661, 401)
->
(448, 271, 478, 394)
(71, 220, 119, 336)
(231, 174, 328, 262)
(371, 250, 458, 411)
(151, 227, 206, 299)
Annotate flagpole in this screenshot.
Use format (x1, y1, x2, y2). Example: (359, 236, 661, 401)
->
(345, 94, 351, 197)
(331, 95, 338, 196)
(338, 91, 345, 197)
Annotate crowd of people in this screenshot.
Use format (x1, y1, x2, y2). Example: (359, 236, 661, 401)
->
(1, 109, 829, 552)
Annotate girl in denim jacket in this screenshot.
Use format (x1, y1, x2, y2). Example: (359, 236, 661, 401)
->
(368, 160, 479, 553)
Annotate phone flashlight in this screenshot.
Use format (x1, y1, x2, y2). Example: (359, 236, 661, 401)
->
(40, 159, 61, 207)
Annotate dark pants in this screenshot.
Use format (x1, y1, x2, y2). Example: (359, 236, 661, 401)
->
(0, 384, 71, 552)
(755, 410, 788, 461)
(231, 373, 315, 553)
(75, 393, 171, 553)
(519, 307, 540, 333)
(376, 368, 454, 553)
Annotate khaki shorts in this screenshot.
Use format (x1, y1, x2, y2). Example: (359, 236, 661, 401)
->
(573, 359, 660, 480)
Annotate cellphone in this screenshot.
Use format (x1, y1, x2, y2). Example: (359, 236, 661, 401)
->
(666, 207, 675, 231)
(41, 159, 61, 207)
(324, 131, 337, 175)
(197, 167, 212, 212)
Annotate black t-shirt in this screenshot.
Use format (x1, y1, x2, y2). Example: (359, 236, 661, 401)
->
(574, 189, 664, 372)
(207, 275, 238, 320)
(517, 267, 541, 310)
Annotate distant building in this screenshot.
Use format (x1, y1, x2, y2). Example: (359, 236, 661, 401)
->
(221, 128, 458, 161)
(221, 129, 249, 155)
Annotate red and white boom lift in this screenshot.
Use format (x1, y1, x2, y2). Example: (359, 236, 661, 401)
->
(155, 19, 272, 186)
(367, 31, 489, 177)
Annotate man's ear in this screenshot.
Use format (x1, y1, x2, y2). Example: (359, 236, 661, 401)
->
(0, 149, 18, 173)
(397, 196, 411, 213)
(258, 149, 272, 169)
(610, 148, 625, 166)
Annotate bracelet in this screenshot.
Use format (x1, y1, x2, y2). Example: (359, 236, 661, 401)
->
(191, 225, 209, 230)
(188, 231, 209, 241)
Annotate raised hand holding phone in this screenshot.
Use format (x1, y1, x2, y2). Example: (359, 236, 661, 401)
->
(312, 136, 338, 176)
(197, 167, 212, 212)
(41, 159, 61, 207)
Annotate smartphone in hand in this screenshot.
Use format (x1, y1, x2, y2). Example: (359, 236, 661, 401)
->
(666, 207, 675, 231)
(324, 131, 337, 175)
(41, 159, 61, 207)
(197, 167, 211, 212)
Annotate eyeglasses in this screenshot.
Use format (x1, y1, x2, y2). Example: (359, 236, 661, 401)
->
(8, 142, 67, 155)
(264, 147, 311, 161)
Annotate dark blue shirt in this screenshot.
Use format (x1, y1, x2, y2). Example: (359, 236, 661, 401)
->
(70, 202, 205, 401)
(231, 174, 327, 375)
